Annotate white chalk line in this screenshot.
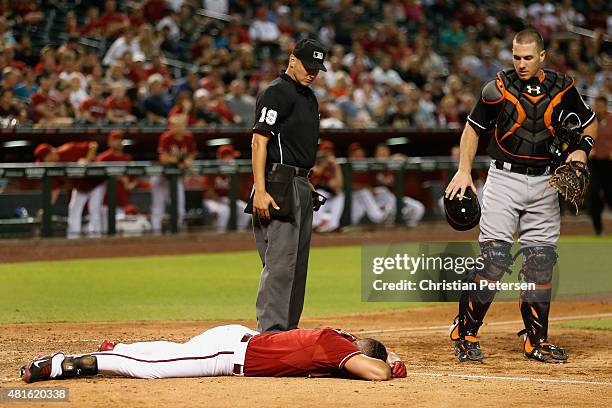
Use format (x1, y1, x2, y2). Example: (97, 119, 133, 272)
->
(357, 312, 612, 334)
(408, 372, 612, 386)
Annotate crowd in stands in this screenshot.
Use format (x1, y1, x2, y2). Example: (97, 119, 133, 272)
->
(0, 0, 608, 132)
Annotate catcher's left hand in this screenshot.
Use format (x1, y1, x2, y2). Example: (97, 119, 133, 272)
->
(549, 161, 590, 215)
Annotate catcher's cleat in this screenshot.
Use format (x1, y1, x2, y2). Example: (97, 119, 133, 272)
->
(454, 337, 484, 363)
(518, 330, 568, 363)
(98, 339, 116, 352)
(20, 353, 64, 383)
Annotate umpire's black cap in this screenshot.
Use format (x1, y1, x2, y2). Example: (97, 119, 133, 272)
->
(293, 39, 327, 71)
(444, 189, 481, 231)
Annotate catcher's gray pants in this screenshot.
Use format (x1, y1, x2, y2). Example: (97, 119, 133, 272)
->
(479, 161, 560, 246)
(253, 175, 313, 333)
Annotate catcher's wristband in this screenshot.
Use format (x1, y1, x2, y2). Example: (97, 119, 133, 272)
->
(578, 135, 595, 156)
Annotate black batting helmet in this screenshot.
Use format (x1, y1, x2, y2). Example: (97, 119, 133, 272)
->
(444, 189, 481, 231)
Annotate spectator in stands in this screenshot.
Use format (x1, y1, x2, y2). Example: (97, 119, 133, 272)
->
(202, 144, 251, 233)
(439, 20, 466, 56)
(30, 72, 73, 126)
(0, 89, 27, 125)
(150, 114, 197, 234)
(103, 81, 136, 123)
(169, 90, 197, 126)
(473, 47, 502, 85)
(81, 6, 103, 38)
(126, 53, 148, 87)
(65, 11, 80, 36)
(145, 54, 172, 86)
(156, 10, 181, 43)
(0, 16, 16, 47)
(371, 55, 403, 89)
(14, 34, 37, 68)
(79, 81, 106, 124)
(1, 67, 20, 93)
(67, 73, 89, 117)
(248, 7, 281, 59)
(193, 88, 222, 126)
(104, 61, 131, 89)
(173, 68, 200, 97)
(137, 24, 158, 60)
(13, 67, 38, 103)
(225, 79, 255, 127)
(99, 0, 130, 39)
(142, 73, 170, 125)
(103, 26, 141, 67)
(58, 51, 87, 91)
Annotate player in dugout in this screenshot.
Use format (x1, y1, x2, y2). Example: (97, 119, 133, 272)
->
(20, 325, 406, 382)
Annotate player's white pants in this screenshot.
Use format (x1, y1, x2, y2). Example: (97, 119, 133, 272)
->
(87, 183, 106, 236)
(150, 175, 185, 233)
(67, 188, 101, 239)
(351, 188, 386, 224)
(312, 189, 344, 231)
(203, 197, 251, 232)
(373, 186, 425, 226)
(93, 325, 259, 379)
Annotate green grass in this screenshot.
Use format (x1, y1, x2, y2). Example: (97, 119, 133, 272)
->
(0, 247, 417, 324)
(559, 318, 612, 331)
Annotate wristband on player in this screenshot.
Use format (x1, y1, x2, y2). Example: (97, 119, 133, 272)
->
(578, 135, 595, 156)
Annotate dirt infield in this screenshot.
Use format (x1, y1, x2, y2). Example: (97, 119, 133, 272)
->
(1, 301, 611, 407)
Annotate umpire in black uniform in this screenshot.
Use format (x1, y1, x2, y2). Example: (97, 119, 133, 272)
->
(250, 39, 327, 332)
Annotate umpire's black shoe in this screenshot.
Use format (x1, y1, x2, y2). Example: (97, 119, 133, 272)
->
(518, 330, 568, 363)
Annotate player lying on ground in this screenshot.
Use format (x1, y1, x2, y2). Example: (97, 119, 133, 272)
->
(21, 325, 407, 383)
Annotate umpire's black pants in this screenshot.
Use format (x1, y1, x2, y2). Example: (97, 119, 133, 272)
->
(253, 171, 313, 332)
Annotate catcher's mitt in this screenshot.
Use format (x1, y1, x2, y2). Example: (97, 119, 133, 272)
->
(549, 161, 590, 214)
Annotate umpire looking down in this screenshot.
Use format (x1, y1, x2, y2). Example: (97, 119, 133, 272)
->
(250, 39, 327, 333)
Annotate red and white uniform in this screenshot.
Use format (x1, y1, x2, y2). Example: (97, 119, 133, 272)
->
(88, 149, 133, 235)
(202, 174, 251, 232)
(244, 328, 361, 377)
(51, 142, 98, 239)
(372, 170, 425, 227)
(91, 325, 361, 379)
(351, 171, 387, 225)
(310, 163, 345, 232)
(150, 130, 197, 233)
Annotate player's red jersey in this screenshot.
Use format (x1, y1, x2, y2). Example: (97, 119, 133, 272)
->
(374, 170, 394, 187)
(96, 149, 133, 206)
(157, 130, 197, 157)
(203, 174, 230, 197)
(56, 142, 96, 191)
(244, 328, 362, 377)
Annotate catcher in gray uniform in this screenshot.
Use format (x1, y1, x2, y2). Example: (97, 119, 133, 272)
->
(445, 28, 598, 363)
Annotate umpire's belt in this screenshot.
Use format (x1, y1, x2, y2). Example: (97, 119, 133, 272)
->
(267, 163, 311, 178)
(494, 160, 550, 176)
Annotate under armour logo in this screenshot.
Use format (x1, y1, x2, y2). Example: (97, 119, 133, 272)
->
(526, 85, 541, 95)
(313, 51, 323, 60)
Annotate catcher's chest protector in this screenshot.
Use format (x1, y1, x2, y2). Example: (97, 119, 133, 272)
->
(495, 69, 575, 161)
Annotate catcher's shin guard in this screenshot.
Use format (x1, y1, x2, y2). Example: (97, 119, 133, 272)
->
(517, 246, 566, 362)
(451, 241, 513, 340)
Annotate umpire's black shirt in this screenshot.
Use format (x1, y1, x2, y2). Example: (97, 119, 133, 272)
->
(253, 72, 319, 169)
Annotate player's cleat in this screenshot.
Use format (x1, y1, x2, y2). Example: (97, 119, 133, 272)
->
(453, 337, 484, 363)
(20, 353, 99, 383)
(450, 316, 484, 362)
(518, 330, 568, 363)
(98, 339, 116, 352)
(20, 353, 64, 383)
